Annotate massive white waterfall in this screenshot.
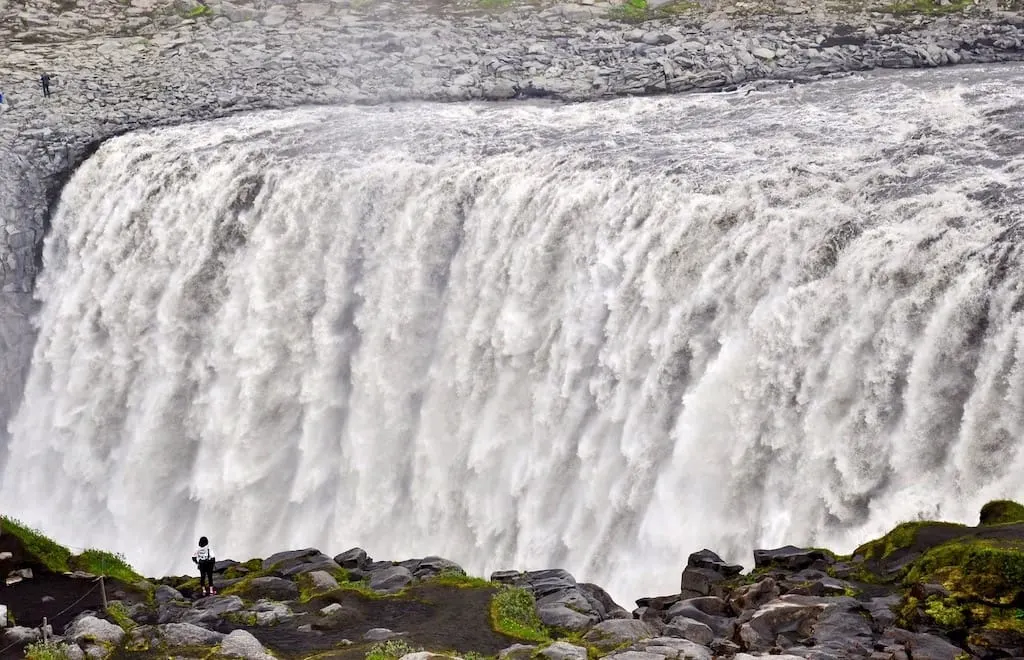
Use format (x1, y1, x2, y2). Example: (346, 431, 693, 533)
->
(4, 65, 1024, 605)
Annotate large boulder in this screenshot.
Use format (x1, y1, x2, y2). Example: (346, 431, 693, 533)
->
(334, 547, 371, 570)
(609, 638, 712, 660)
(397, 556, 465, 579)
(663, 600, 733, 637)
(737, 596, 830, 652)
(369, 566, 413, 593)
(752, 546, 832, 572)
(65, 616, 125, 646)
(219, 629, 274, 660)
(159, 622, 225, 647)
(251, 599, 294, 626)
(183, 595, 245, 625)
(239, 577, 299, 601)
(537, 642, 588, 660)
(687, 549, 743, 576)
(578, 583, 630, 620)
(728, 578, 780, 615)
(0, 605, 6, 629)
(262, 548, 322, 571)
(154, 585, 184, 604)
(664, 616, 714, 646)
(680, 566, 729, 597)
(583, 620, 658, 651)
(308, 570, 340, 593)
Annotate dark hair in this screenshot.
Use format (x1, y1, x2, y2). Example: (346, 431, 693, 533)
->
(199, 536, 208, 547)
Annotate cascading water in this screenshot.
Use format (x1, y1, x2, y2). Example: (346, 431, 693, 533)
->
(5, 65, 1024, 606)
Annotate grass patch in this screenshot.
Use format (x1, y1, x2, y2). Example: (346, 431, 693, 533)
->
(365, 639, 422, 660)
(904, 539, 1024, 605)
(881, 0, 972, 14)
(429, 571, 494, 589)
(105, 602, 137, 632)
(73, 549, 142, 583)
(607, 0, 649, 21)
(1, 517, 72, 573)
(24, 642, 70, 660)
(478, 0, 512, 8)
(979, 500, 1024, 526)
(184, 3, 211, 17)
(490, 586, 549, 643)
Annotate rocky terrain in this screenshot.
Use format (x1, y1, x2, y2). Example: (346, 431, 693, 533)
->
(2, 500, 1024, 660)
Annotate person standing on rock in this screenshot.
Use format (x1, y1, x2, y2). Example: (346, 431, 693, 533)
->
(192, 536, 217, 597)
(40, 73, 51, 98)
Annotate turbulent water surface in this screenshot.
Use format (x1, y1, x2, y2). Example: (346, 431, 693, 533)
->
(5, 64, 1024, 604)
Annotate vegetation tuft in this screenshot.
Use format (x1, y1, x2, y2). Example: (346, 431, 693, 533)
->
(1, 517, 72, 573)
(23, 642, 70, 660)
(490, 586, 549, 642)
(365, 639, 422, 660)
(979, 500, 1024, 526)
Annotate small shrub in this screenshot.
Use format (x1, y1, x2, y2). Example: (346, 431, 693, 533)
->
(490, 586, 548, 642)
(979, 500, 1024, 526)
(24, 642, 70, 660)
(365, 639, 421, 660)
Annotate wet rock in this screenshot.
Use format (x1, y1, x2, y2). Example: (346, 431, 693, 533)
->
(738, 596, 831, 651)
(880, 628, 967, 660)
(220, 629, 274, 660)
(583, 619, 658, 651)
(680, 566, 728, 596)
(154, 585, 184, 604)
(3, 625, 40, 643)
(687, 549, 743, 576)
(66, 615, 125, 646)
(308, 570, 340, 592)
(729, 578, 781, 614)
(499, 644, 537, 660)
(238, 577, 299, 601)
(364, 627, 403, 641)
(537, 641, 588, 660)
(664, 616, 714, 645)
(159, 622, 225, 647)
(334, 547, 370, 570)
(752, 546, 833, 571)
(369, 566, 413, 593)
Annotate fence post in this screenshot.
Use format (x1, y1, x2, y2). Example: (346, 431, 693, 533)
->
(42, 617, 48, 643)
(99, 576, 108, 610)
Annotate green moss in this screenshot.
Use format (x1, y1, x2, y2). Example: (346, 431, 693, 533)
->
(904, 539, 1024, 605)
(1, 517, 72, 573)
(896, 595, 921, 628)
(979, 500, 1024, 526)
(984, 608, 1024, 632)
(925, 597, 966, 629)
(105, 602, 136, 632)
(490, 586, 549, 643)
(225, 611, 258, 627)
(184, 4, 211, 17)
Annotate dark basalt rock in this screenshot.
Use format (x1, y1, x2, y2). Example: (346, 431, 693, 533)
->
(753, 545, 834, 571)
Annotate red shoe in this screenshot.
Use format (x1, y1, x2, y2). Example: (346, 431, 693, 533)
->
(210, 588, 217, 595)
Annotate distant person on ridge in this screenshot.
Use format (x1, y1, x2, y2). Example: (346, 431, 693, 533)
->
(192, 536, 217, 597)
(40, 73, 51, 98)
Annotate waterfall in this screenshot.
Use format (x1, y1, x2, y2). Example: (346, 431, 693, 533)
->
(5, 66, 1024, 605)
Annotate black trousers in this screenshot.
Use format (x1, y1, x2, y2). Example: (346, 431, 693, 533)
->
(198, 560, 215, 588)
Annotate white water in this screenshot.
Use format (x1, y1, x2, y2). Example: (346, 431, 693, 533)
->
(5, 65, 1024, 606)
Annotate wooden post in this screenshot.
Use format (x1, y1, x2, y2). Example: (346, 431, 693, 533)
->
(100, 576, 108, 610)
(42, 617, 48, 643)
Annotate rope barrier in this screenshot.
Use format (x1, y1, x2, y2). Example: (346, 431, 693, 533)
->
(0, 580, 103, 654)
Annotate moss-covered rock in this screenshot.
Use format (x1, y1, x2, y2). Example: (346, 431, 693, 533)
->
(904, 538, 1024, 605)
(979, 500, 1024, 526)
